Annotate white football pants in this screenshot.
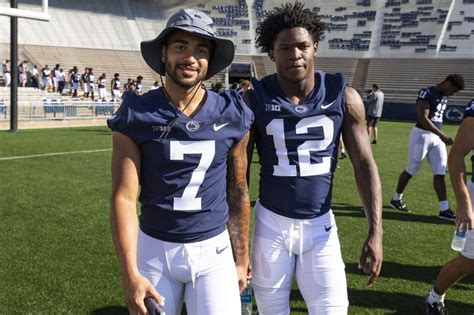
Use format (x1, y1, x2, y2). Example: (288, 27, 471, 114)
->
(137, 229, 241, 315)
(406, 127, 447, 176)
(252, 200, 348, 315)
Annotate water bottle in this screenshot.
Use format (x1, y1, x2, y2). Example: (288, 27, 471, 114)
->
(451, 229, 467, 252)
(241, 281, 253, 315)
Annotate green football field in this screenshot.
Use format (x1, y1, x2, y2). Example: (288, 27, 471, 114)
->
(0, 121, 473, 314)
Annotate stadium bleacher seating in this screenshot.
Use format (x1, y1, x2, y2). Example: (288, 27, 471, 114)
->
(0, 0, 473, 127)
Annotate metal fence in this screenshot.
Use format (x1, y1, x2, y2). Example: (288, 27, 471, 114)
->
(0, 100, 120, 121)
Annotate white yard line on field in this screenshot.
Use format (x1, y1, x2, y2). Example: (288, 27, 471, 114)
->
(0, 149, 112, 161)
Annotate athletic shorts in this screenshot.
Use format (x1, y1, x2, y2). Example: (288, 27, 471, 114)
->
(367, 115, 380, 128)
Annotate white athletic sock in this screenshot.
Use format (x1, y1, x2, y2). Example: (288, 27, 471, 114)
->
(427, 288, 445, 304)
(439, 200, 449, 212)
(393, 192, 402, 201)
(341, 149, 346, 154)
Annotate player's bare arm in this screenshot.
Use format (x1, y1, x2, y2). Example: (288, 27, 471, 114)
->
(342, 86, 383, 287)
(110, 132, 163, 314)
(227, 131, 252, 293)
(448, 117, 474, 231)
(417, 100, 453, 145)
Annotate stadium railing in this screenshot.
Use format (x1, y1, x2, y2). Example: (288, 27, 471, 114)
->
(0, 101, 119, 121)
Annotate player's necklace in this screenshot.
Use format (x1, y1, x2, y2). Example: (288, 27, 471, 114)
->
(159, 80, 203, 140)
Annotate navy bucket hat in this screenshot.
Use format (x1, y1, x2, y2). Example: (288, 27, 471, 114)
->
(141, 9, 235, 80)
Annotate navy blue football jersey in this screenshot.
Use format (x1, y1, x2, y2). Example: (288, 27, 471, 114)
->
(415, 86, 448, 130)
(108, 88, 254, 242)
(250, 71, 346, 219)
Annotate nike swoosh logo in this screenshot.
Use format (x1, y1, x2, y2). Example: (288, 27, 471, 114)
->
(216, 246, 229, 254)
(321, 100, 336, 110)
(213, 122, 229, 132)
(324, 225, 334, 232)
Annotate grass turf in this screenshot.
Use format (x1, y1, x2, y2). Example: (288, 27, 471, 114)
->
(0, 122, 473, 314)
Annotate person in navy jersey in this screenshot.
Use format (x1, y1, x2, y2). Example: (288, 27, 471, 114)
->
(108, 9, 253, 315)
(390, 74, 465, 221)
(244, 3, 383, 314)
(424, 99, 474, 314)
(110, 73, 121, 102)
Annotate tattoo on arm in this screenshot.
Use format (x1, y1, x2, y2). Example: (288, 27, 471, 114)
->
(227, 135, 251, 259)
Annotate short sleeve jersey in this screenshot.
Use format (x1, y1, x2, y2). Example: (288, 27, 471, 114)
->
(107, 88, 254, 242)
(250, 71, 346, 219)
(112, 79, 121, 90)
(98, 77, 106, 88)
(415, 86, 448, 130)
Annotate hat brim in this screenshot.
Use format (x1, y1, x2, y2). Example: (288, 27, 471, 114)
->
(141, 26, 235, 80)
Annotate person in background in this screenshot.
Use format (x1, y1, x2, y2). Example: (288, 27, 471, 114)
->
(2, 59, 11, 87)
(111, 73, 121, 101)
(71, 66, 80, 98)
(366, 83, 384, 144)
(19, 60, 29, 88)
(98, 73, 107, 101)
(88, 68, 96, 100)
(390, 74, 465, 220)
(136, 75, 143, 95)
(30, 64, 39, 89)
(211, 82, 224, 93)
(123, 78, 132, 93)
(150, 81, 160, 91)
(41, 65, 52, 91)
(127, 80, 136, 94)
(239, 79, 252, 94)
(52, 64, 60, 92)
(57, 68, 66, 95)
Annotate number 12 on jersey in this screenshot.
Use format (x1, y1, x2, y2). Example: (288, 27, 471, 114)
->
(266, 115, 334, 177)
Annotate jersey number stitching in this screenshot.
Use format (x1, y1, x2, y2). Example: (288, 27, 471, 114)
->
(266, 115, 334, 177)
(170, 140, 215, 211)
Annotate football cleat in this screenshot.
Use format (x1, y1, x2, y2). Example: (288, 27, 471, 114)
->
(340, 152, 347, 159)
(438, 209, 456, 222)
(425, 298, 448, 315)
(390, 198, 411, 212)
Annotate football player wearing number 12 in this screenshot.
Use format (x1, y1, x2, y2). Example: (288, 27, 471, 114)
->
(244, 2, 383, 314)
(108, 9, 253, 315)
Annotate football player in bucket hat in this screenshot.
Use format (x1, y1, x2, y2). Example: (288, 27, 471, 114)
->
(141, 8, 235, 80)
(108, 8, 253, 315)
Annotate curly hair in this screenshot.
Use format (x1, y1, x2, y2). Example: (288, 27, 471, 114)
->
(255, 2, 327, 53)
(444, 73, 465, 91)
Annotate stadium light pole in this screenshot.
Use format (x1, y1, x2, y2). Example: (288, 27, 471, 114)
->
(10, 0, 18, 132)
